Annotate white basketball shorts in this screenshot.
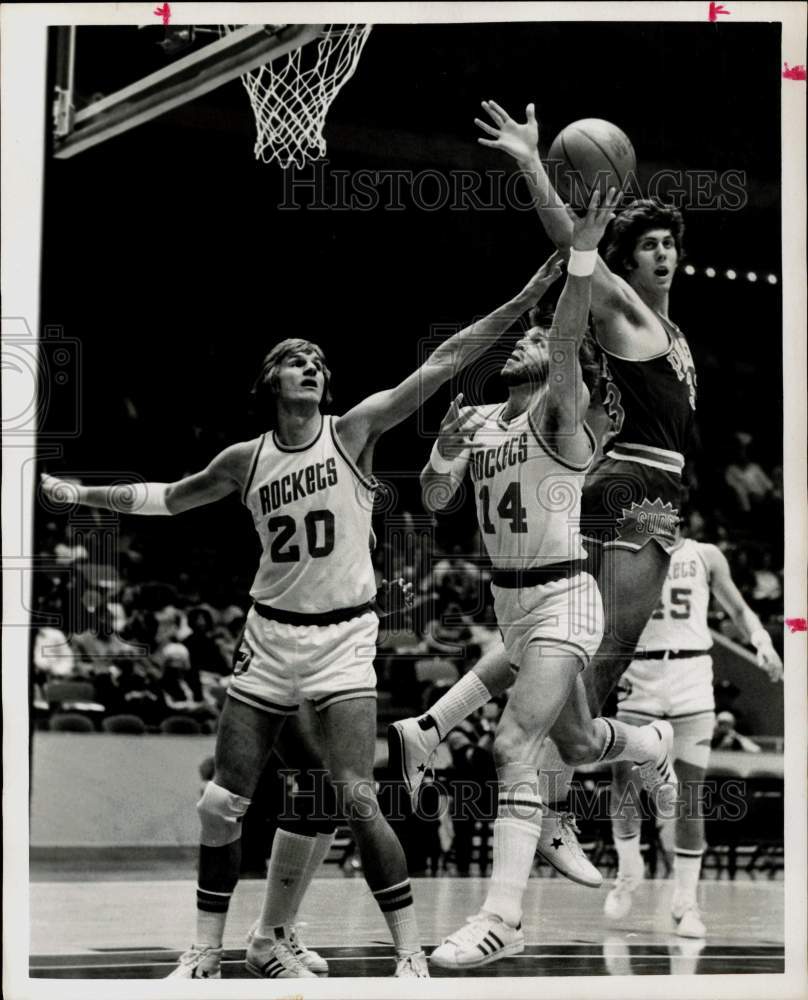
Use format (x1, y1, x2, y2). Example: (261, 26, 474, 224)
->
(228, 607, 378, 715)
(491, 571, 604, 670)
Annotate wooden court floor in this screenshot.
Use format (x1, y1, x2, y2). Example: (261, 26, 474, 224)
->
(30, 876, 784, 979)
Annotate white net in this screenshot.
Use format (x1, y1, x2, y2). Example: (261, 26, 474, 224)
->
(220, 24, 372, 169)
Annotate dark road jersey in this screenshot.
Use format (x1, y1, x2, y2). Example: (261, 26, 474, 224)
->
(597, 314, 697, 475)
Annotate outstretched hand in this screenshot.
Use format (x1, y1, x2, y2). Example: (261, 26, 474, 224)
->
(436, 393, 485, 462)
(571, 187, 620, 252)
(523, 250, 564, 297)
(475, 100, 539, 164)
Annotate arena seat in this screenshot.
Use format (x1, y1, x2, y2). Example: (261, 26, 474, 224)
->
(101, 714, 146, 734)
(50, 712, 95, 733)
(159, 715, 202, 735)
(44, 680, 96, 707)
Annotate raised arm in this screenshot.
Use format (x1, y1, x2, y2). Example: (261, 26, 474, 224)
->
(702, 544, 784, 682)
(541, 187, 619, 424)
(336, 251, 563, 452)
(475, 101, 644, 329)
(39, 440, 256, 516)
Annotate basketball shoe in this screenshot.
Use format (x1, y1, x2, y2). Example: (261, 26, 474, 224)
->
(634, 720, 679, 816)
(245, 926, 317, 979)
(394, 950, 430, 977)
(603, 875, 640, 920)
(246, 921, 327, 975)
(166, 944, 222, 978)
(536, 808, 602, 887)
(387, 717, 439, 804)
(430, 913, 524, 969)
(672, 901, 706, 938)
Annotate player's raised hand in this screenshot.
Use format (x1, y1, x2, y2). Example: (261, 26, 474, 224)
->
(571, 187, 620, 252)
(475, 100, 539, 164)
(523, 250, 564, 297)
(756, 641, 784, 682)
(436, 393, 485, 462)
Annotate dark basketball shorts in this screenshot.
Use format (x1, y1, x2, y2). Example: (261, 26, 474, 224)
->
(580, 456, 684, 554)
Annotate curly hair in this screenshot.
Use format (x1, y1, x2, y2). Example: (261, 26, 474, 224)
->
(602, 198, 686, 278)
(249, 338, 332, 424)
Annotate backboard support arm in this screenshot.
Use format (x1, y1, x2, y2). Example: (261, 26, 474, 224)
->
(53, 24, 320, 159)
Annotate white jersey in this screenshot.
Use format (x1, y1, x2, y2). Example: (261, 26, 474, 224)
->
(637, 538, 713, 652)
(467, 403, 595, 569)
(243, 415, 377, 613)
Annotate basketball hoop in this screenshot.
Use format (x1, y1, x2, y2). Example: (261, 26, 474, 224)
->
(220, 24, 372, 169)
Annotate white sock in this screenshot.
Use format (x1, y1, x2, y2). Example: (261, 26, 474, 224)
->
(372, 880, 420, 957)
(196, 907, 229, 950)
(258, 830, 315, 934)
(613, 832, 644, 880)
(423, 671, 491, 741)
(537, 737, 575, 807)
(673, 848, 703, 907)
(595, 718, 660, 764)
(482, 763, 542, 928)
(288, 830, 336, 921)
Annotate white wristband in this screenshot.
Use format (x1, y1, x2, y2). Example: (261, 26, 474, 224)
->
(749, 628, 771, 650)
(126, 482, 171, 515)
(567, 248, 598, 277)
(430, 440, 464, 475)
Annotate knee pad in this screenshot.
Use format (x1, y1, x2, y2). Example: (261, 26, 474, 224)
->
(197, 781, 251, 847)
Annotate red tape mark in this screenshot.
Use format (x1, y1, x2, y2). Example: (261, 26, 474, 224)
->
(708, 2, 731, 21)
(783, 63, 807, 81)
(785, 618, 808, 633)
(154, 3, 171, 25)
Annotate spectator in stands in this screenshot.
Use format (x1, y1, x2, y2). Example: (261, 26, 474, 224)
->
(96, 658, 166, 728)
(211, 605, 246, 671)
(158, 642, 219, 725)
(183, 606, 230, 677)
(711, 711, 762, 753)
(70, 606, 142, 678)
(723, 432, 774, 517)
(33, 606, 75, 681)
(750, 549, 783, 621)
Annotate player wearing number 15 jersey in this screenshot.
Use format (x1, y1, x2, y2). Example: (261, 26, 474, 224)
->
(606, 533, 783, 938)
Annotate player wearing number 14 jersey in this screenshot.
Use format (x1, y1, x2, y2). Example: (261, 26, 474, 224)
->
(420, 191, 679, 970)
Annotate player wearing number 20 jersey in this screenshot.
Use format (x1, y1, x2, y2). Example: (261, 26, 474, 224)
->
(231, 414, 380, 717)
(243, 414, 377, 612)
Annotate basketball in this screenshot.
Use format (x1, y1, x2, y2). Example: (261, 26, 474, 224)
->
(547, 118, 636, 211)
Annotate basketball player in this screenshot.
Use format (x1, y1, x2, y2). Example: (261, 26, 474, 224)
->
(40, 250, 565, 980)
(423, 190, 678, 970)
(605, 531, 783, 937)
(389, 101, 700, 858)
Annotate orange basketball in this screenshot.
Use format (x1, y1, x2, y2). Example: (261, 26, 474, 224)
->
(547, 118, 636, 211)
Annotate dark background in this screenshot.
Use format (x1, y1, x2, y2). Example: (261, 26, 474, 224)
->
(38, 21, 783, 603)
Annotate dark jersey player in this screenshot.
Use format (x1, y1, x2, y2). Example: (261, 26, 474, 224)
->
(387, 101, 698, 880)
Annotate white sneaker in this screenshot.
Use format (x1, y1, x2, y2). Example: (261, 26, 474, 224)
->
(430, 913, 525, 969)
(245, 926, 317, 979)
(247, 921, 327, 976)
(603, 875, 640, 920)
(395, 950, 430, 977)
(288, 923, 328, 974)
(387, 717, 440, 804)
(634, 721, 678, 817)
(166, 944, 222, 979)
(672, 903, 706, 938)
(536, 809, 603, 887)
